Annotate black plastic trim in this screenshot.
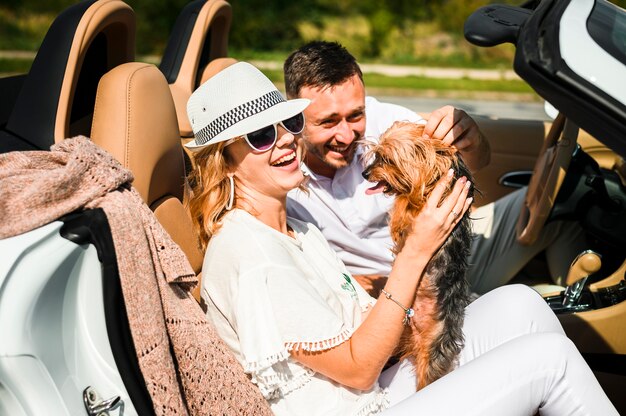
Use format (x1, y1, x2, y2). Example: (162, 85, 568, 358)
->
(464, 4, 532, 47)
(0, 130, 39, 154)
(0, 74, 26, 127)
(159, 0, 207, 84)
(583, 352, 626, 376)
(465, 0, 626, 157)
(69, 32, 108, 129)
(6, 0, 98, 151)
(513, 0, 626, 157)
(60, 209, 155, 416)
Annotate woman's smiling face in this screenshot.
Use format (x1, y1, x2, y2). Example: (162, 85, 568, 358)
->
(226, 124, 305, 202)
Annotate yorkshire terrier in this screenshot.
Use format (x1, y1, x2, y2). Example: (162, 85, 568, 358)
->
(362, 121, 473, 390)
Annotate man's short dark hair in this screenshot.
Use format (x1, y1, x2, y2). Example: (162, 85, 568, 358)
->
(284, 41, 363, 98)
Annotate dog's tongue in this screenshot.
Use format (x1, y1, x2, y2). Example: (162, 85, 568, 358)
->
(365, 182, 386, 195)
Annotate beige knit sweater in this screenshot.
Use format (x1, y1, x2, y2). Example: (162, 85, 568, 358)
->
(0, 137, 272, 415)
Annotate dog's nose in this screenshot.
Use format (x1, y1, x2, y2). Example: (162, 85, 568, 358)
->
(362, 166, 371, 181)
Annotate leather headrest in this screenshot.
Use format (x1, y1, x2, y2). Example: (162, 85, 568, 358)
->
(199, 57, 238, 85)
(91, 62, 185, 206)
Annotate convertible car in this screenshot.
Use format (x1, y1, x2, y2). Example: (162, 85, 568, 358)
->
(0, 0, 625, 414)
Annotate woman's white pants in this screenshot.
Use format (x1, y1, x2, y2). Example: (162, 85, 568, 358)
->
(378, 285, 618, 416)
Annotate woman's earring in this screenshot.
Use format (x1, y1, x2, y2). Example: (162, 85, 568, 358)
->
(226, 175, 235, 210)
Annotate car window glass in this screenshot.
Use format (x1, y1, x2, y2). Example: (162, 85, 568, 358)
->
(588, 0, 626, 66)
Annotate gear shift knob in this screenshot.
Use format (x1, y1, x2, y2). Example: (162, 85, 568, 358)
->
(565, 250, 601, 287)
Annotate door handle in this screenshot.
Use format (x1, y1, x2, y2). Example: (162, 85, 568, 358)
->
(498, 171, 532, 188)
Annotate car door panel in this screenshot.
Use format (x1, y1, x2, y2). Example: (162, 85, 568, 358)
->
(470, 116, 616, 207)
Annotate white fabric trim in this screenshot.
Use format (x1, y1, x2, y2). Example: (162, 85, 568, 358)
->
(253, 364, 316, 399)
(244, 349, 291, 373)
(201, 209, 384, 415)
(356, 388, 390, 416)
(285, 327, 354, 352)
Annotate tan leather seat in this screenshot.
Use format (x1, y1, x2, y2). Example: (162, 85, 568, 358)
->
(91, 62, 205, 301)
(199, 56, 238, 85)
(55, 0, 135, 141)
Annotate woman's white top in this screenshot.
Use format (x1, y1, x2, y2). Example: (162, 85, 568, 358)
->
(201, 209, 388, 415)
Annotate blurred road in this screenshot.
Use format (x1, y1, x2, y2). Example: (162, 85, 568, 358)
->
(251, 60, 521, 81)
(376, 95, 548, 120)
(251, 60, 546, 120)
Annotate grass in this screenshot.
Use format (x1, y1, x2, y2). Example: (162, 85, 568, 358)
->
(0, 55, 536, 100)
(228, 49, 534, 97)
(363, 73, 534, 94)
(230, 49, 291, 64)
(0, 20, 524, 95)
(373, 52, 514, 70)
(259, 69, 537, 97)
(230, 48, 516, 71)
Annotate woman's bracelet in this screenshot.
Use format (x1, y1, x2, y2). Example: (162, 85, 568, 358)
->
(381, 289, 414, 325)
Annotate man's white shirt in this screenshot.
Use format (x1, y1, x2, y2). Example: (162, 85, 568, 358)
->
(287, 96, 423, 276)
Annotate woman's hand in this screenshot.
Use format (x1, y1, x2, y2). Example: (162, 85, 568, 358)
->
(291, 169, 472, 391)
(401, 168, 473, 260)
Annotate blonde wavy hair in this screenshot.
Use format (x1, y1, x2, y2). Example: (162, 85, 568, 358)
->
(186, 138, 309, 250)
(185, 141, 235, 251)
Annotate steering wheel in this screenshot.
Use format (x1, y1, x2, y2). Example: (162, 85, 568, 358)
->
(516, 113, 579, 245)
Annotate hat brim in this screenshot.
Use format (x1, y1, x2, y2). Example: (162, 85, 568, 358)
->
(185, 98, 311, 150)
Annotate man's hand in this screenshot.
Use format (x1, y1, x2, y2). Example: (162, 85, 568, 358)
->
(422, 105, 491, 173)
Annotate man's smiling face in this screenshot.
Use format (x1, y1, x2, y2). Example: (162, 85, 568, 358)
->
(297, 74, 366, 178)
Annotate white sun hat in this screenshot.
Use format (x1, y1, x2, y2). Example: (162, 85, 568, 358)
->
(185, 61, 310, 150)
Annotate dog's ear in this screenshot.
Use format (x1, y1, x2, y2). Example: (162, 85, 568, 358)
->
(386, 164, 418, 195)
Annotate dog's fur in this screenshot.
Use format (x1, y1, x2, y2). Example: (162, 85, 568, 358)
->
(363, 121, 473, 390)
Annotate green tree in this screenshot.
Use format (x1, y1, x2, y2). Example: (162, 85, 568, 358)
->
(3, 0, 626, 61)
(228, 0, 322, 52)
(127, 0, 189, 54)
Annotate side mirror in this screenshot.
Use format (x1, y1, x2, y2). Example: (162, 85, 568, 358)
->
(544, 101, 559, 120)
